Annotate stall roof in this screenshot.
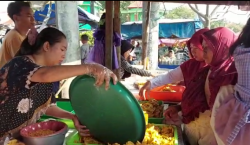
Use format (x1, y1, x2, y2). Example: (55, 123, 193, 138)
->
(34, 3, 100, 28)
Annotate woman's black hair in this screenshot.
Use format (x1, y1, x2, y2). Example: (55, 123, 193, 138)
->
(121, 40, 134, 55)
(229, 18, 250, 56)
(16, 27, 66, 56)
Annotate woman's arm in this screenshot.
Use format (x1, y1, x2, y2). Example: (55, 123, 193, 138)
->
(121, 57, 152, 77)
(149, 66, 184, 89)
(31, 64, 90, 83)
(30, 63, 117, 90)
(45, 105, 75, 120)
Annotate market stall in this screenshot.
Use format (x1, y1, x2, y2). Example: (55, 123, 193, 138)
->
(121, 20, 193, 69)
(5, 1, 249, 145)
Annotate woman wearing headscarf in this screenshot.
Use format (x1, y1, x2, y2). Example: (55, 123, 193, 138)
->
(120, 40, 153, 79)
(139, 29, 214, 145)
(200, 27, 238, 145)
(211, 21, 250, 145)
(85, 13, 121, 70)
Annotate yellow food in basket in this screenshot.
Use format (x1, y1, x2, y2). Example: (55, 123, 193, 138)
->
(142, 124, 175, 145)
(82, 124, 175, 145)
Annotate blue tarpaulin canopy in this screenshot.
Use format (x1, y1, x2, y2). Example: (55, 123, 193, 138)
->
(121, 19, 203, 39)
(34, 3, 100, 29)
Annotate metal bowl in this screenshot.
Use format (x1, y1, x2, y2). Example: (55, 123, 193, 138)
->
(20, 120, 68, 145)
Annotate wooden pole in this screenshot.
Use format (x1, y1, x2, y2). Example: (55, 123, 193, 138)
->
(105, 1, 114, 70)
(142, 2, 151, 70)
(113, 1, 121, 80)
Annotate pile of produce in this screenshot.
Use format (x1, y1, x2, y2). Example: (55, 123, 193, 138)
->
(76, 124, 175, 145)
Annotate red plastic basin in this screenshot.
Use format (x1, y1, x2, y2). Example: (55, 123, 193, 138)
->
(144, 85, 185, 102)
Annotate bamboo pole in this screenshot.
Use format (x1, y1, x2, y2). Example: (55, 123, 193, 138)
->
(113, 1, 121, 80)
(105, 1, 114, 70)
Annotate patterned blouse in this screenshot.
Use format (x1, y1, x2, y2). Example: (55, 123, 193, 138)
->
(0, 56, 56, 142)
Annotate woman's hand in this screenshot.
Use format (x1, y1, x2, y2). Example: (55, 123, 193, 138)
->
(87, 63, 118, 90)
(164, 105, 181, 122)
(139, 81, 151, 100)
(72, 115, 91, 137)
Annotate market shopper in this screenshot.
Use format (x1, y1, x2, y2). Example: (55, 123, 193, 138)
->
(211, 20, 250, 145)
(0, 27, 118, 143)
(85, 13, 121, 70)
(120, 40, 153, 79)
(0, 1, 35, 68)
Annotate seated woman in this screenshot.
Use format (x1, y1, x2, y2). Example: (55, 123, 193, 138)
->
(120, 40, 153, 79)
(0, 27, 117, 143)
(211, 19, 250, 145)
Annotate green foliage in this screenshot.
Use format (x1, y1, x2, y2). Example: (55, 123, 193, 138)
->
(98, 1, 132, 23)
(80, 31, 94, 46)
(164, 5, 244, 33)
(211, 19, 244, 33)
(210, 19, 226, 28)
(165, 6, 196, 19)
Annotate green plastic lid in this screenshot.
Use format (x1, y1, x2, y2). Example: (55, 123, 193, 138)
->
(69, 75, 146, 144)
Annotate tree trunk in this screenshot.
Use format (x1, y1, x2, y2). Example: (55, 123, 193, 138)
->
(147, 2, 160, 70)
(202, 19, 211, 29)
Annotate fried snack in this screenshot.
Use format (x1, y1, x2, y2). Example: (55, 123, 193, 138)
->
(27, 129, 55, 137)
(161, 85, 176, 92)
(78, 124, 175, 145)
(140, 99, 164, 118)
(77, 136, 102, 144)
(83, 136, 102, 144)
(142, 124, 175, 145)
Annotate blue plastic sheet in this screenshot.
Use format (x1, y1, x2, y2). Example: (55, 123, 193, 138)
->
(121, 20, 203, 39)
